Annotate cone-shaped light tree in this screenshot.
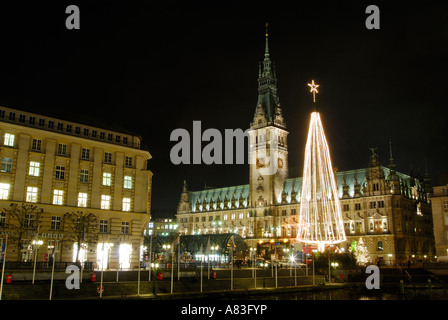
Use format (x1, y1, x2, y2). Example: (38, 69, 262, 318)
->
(296, 80, 346, 252)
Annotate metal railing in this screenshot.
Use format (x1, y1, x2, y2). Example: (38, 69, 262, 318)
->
(3, 261, 94, 271)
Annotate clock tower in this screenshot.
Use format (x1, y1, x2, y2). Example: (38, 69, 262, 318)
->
(248, 24, 289, 236)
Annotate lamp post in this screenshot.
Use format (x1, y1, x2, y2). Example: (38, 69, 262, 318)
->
(32, 239, 43, 284)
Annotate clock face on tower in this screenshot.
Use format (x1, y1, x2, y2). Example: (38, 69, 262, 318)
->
(256, 158, 265, 169)
(278, 158, 283, 169)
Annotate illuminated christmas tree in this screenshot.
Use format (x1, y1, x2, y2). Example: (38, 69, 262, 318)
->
(354, 238, 369, 266)
(296, 80, 346, 252)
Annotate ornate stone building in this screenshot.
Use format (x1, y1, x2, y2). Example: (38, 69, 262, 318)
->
(176, 30, 435, 265)
(0, 106, 153, 269)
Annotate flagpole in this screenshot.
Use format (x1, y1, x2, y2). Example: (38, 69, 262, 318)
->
(170, 245, 174, 294)
(148, 231, 153, 281)
(138, 254, 141, 296)
(100, 240, 104, 298)
(32, 226, 39, 284)
(49, 242, 57, 300)
(177, 234, 181, 281)
(200, 255, 203, 293)
(230, 236, 234, 291)
(0, 234, 8, 300)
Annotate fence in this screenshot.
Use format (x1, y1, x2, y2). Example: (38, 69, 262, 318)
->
(3, 261, 94, 271)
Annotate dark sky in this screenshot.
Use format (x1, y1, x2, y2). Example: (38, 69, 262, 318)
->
(0, 1, 447, 218)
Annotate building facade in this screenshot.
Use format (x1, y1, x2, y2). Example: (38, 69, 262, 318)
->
(430, 176, 448, 258)
(176, 30, 435, 265)
(0, 106, 153, 269)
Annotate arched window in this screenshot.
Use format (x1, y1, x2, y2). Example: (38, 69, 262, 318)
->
(377, 241, 383, 251)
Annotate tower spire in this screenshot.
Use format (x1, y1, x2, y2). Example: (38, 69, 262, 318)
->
(265, 22, 270, 57)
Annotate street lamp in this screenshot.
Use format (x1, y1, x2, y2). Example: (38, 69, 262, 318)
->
(32, 239, 43, 284)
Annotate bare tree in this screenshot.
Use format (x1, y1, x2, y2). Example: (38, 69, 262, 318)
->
(3, 203, 44, 261)
(63, 211, 98, 263)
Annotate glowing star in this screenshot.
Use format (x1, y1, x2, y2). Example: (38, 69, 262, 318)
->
(296, 111, 346, 252)
(307, 80, 319, 103)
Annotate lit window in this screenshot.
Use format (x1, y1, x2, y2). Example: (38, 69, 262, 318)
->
(29, 161, 40, 177)
(4, 133, 14, 147)
(53, 189, 64, 205)
(102, 172, 112, 186)
(26, 187, 38, 203)
(124, 176, 132, 189)
(1, 158, 12, 173)
(51, 216, 61, 230)
(101, 195, 110, 210)
(78, 193, 88, 207)
(0, 183, 10, 200)
(122, 198, 131, 212)
(55, 166, 65, 180)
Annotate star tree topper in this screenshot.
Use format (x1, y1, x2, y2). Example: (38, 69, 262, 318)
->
(307, 80, 319, 103)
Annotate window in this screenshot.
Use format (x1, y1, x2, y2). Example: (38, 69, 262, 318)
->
(81, 148, 90, 160)
(0, 183, 10, 200)
(57, 143, 67, 156)
(32, 139, 42, 152)
(92, 130, 97, 138)
(29, 161, 40, 176)
(355, 203, 361, 211)
(121, 221, 130, 234)
(78, 193, 88, 207)
(100, 132, 105, 140)
(107, 133, 113, 141)
(100, 220, 109, 233)
(19, 114, 25, 123)
(104, 152, 112, 163)
(9, 112, 15, 121)
(0, 110, 4, 118)
(29, 116, 35, 125)
(26, 187, 38, 202)
(48, 121, 54, 129)
(101, 195, 111, 210)
(123, 137, 128, 145)
(83, 128, 89, 136)
(80, 169, 89, 183)
(75, 127, 81, 134)
(377, 241, 383, 251)
(370, 201, 377, 209)
(57, 123, 63, 131)
(0, 212, 6, 227)
(122, 198, 131, 211)
(55, 166, 65, 180)
(1, 158, 12, 173)
(4, 133, 14, 147)
(343, 204, 350, 211)
(51, 216, 61, 230)
(38, 119, 45, 127)
(444, 200, 448, 209)
(123, 176, 133, 189)
(378, 200, 385, 208)
(53, 189, 64, 205)
(125, 156, 133, 167)
(115, 135, 121, 143)
(102, 172, 112, 186)
(66, 124, 72, 133)
(24, 214, 35, 228)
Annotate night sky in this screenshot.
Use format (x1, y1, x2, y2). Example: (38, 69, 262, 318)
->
(0, 1, 447, 218)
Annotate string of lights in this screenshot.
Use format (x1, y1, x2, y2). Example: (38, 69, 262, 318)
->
(296, 81, 346, 252)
